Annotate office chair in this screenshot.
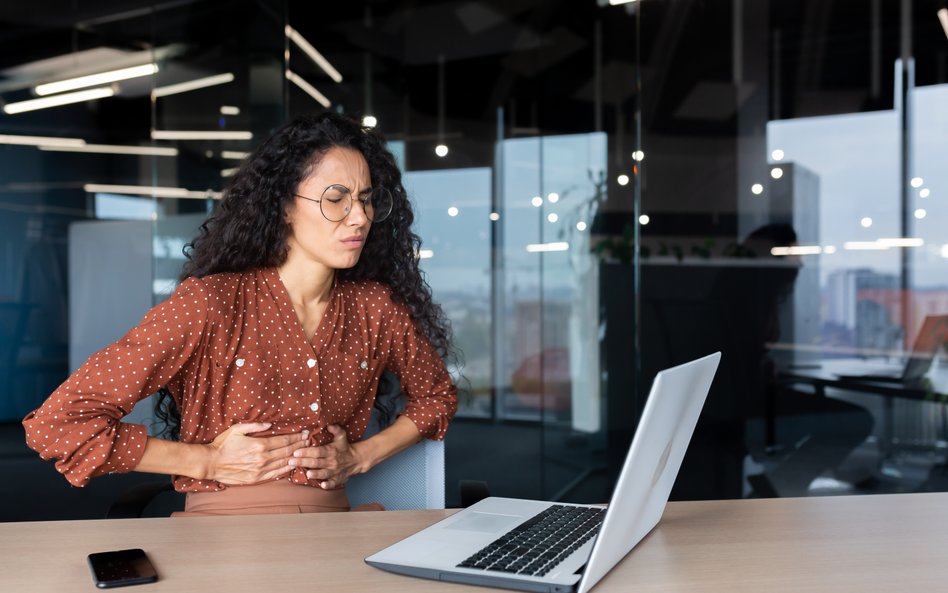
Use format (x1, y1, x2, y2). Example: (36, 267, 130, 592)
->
(107, 370, 446, 517)
(347, 439, 444, 510)
(347, 369, 445, 510)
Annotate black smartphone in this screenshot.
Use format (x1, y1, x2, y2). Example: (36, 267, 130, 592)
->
(87, 548, 158, 588)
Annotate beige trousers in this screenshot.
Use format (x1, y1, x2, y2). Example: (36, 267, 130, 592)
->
(171, 479, 383, 517)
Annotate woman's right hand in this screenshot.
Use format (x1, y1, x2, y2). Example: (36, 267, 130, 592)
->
(203, 422, 309, 485)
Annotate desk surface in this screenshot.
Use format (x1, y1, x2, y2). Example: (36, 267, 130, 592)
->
(2, 493, 947, 593)
(780, 358, 933, 399)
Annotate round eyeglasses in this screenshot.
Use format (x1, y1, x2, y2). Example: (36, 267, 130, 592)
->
(295, 184, 393, 223)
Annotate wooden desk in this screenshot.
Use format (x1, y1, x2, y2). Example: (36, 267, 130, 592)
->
(2, 493, 947, 593)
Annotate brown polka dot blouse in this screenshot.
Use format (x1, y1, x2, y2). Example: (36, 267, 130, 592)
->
(22, 268, 457, 492)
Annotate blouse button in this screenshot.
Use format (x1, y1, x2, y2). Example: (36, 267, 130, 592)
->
(309, 402, 319, 412)
(307, 358, 316, 368)
(235, 358, 245, 368)
(360, 360, 368, 370)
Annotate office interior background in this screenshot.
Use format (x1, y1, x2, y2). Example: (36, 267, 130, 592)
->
(1, 0, 948, 521)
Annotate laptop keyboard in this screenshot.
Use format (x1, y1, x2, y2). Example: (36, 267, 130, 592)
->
(456, 504, 605, 577)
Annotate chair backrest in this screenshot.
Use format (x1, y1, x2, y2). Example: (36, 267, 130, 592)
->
(346, 369, 446, 510)
(346, 438, 445, 510)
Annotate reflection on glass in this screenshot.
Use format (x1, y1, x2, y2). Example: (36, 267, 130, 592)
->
(407, 168, 492, 417)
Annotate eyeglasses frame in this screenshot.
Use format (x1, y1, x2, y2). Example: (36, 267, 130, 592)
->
(294, 183, 392, 223)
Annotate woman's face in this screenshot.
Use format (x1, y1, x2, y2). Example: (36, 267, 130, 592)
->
(285, 146, 373, 272)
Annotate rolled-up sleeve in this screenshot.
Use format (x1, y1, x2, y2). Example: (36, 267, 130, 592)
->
(22, 277, 209, 487)
(386, 308, 458, 441)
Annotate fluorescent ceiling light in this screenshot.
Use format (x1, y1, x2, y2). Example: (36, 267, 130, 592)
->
(0, 134, 85, 147)
(843, 241, 889, 251)
(221, 150, 249, 160)
(0, 45, 185, 95)
(3, 87, 114, 114)
(39, 143, 178, 157)
(220, 105, 240, 115)
(771, 245, 822, 256)
(878, 237, 924, 248)
(34, 63, 157, 95)
(152, 72, 234, 98)
(220, 167, 238, 177)
(608, 0, 638, 4)
(84, 183, 222, 200)
(285, 26, 343, 83)
(417, 249, 434, 259)
(151, 130, 253, 140)
(939, 8, 948, 41)
(286, 69, 331, 108)
(526, 242, 570, 253)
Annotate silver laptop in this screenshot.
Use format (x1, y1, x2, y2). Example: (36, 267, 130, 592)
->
(366, 352, 721, 593)
(834, 314, 948, 385)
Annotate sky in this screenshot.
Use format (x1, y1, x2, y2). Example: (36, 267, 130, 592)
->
(767, 83, 948, 289)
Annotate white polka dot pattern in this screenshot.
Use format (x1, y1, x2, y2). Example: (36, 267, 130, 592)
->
(22, 267, 458, 492)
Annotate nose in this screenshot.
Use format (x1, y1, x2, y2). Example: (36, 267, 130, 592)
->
(345, 198, 369, 225)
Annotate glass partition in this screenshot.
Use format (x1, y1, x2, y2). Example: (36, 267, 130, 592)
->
(638, 0, 948, 499)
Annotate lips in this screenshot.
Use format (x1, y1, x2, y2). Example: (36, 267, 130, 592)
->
(341, 235, 364, 248)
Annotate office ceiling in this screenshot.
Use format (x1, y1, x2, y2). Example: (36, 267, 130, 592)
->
(0, 0, 945, 141)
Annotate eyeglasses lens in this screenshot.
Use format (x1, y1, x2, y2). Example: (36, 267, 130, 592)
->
(319, 185, 393, 223)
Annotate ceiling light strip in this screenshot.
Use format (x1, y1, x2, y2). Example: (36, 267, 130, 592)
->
(35, 64, 157, 96)
(286, 70, 331, 108)
(39, 143, 179, 157)
(877, 237, 924, 247)
(84, 183, 222, 200)
(843, 241, 889, 251)
(285, 26, 343, 83)
(221, 151, 249, 160)
(526, 242, 570, 253)
(771, 245, 823, 256)
(3, 87, 115, 114)
(152, 72, 235, 98)
(151, 130, 253, 141)
(0, 134, 86, 147)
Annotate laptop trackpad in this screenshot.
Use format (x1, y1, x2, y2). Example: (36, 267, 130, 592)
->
(445, 512, 522, 534)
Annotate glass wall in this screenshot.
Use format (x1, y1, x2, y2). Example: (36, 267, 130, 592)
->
(638, 0, 948, 499)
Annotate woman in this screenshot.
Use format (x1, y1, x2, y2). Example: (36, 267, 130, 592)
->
(23, 112, 458, 515)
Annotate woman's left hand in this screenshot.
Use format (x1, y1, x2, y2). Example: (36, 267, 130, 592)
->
(289, 424, 366, 488)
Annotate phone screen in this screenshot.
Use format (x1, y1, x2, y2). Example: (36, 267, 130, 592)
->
(87, 548, 158, 588)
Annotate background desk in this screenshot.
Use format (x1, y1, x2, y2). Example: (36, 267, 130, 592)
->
(2, 493, 947, 593)
(779, 359, 935, 400)
(780, 358, 942, 460)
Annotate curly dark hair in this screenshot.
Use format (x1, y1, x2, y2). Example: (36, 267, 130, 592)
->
(156, 112, 455, 439)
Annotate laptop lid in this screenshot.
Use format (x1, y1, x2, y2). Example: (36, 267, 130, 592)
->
(900, 315, 948, 382)
(576, 351, 720, 593)
(365, 352, 720, 593)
